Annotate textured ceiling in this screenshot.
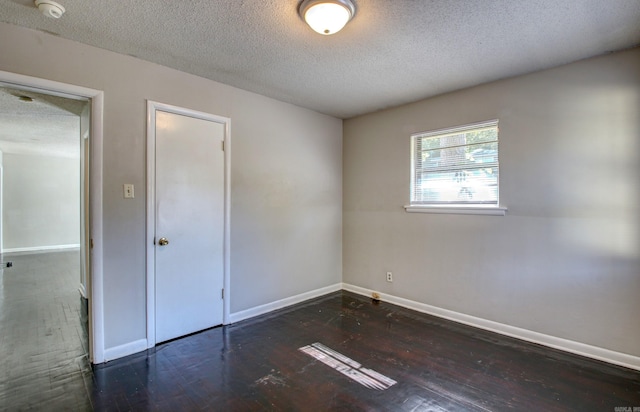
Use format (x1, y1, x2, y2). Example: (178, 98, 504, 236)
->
(0, 0, 639, 119)
(0, 86, 83, 157)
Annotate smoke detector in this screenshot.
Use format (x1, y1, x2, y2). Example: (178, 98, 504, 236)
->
(35, 0, 65, 19)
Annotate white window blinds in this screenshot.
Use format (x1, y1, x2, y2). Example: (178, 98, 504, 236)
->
(411, 120, 499, 206)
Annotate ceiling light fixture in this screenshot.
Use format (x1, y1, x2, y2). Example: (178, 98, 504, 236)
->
(299, 0, 355, 35)
(35, 0, 66, 19)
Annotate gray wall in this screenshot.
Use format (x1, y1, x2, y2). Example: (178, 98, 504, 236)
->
(343, 48, 640, 357)
(0, 23, 342, 350)
(3, 153, 80, 251)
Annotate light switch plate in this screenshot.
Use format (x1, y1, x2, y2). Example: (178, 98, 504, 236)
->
(124, 184, 134, 198)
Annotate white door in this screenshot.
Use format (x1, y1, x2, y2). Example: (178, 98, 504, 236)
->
(154, 109, 225, 343)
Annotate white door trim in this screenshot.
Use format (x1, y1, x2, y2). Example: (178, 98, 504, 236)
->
(146, 100, 231, 348)
(0, 157, 3, 253)
(0, 70, 105, 363)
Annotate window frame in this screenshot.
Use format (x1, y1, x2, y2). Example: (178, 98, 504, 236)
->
(405, 119, 507, 216)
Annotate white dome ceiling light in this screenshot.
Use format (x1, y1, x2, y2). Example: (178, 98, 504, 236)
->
(35, 0, 66, 19)
(299, 0, 355, 35)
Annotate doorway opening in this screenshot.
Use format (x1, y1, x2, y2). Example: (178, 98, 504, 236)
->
(0, 70, 104, 364)
(0, 85, 90, 383)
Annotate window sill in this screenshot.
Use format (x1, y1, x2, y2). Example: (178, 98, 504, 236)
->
(404, 205, 507, 216)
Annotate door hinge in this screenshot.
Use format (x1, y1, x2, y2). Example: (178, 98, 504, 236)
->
(221, 140, 225, 151)
(221, 288, 224, 299)
(90, 238, 94, 249)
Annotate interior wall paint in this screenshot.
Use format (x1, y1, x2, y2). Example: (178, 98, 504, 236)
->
(230, 90, 343, 312)
(0, 23, 342, 352)
(343, 47, 640, 358)
(3, 153, 80, 251)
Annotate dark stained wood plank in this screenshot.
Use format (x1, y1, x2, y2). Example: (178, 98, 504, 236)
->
(90, 291, 640, 411)
(1, 252, 639, 411)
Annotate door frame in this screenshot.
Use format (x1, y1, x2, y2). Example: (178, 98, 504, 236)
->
(0, 70, 105, 363)
(0, 159, 3, 253)
(146, 100, 231, 348)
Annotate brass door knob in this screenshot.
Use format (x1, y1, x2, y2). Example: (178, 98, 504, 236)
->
(158, 237, 169, 246)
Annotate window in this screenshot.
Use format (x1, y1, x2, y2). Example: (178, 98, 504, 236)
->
(408, 120, 505, 215)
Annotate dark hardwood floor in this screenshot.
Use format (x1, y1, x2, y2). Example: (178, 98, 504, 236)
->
(0, 250, 91, 411)
(1, 251, 639, 410)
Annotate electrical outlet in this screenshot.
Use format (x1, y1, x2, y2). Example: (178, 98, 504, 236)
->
(386, 272, 393, 282)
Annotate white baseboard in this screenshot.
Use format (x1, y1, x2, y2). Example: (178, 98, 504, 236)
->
(103, 339, 148, 362)
(102, 284, 342, 362)
(342, 283, 640, 371)
(2, 244, 80, 254)
(98, 283, 640, 370)
(228, 283, 342, 324)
